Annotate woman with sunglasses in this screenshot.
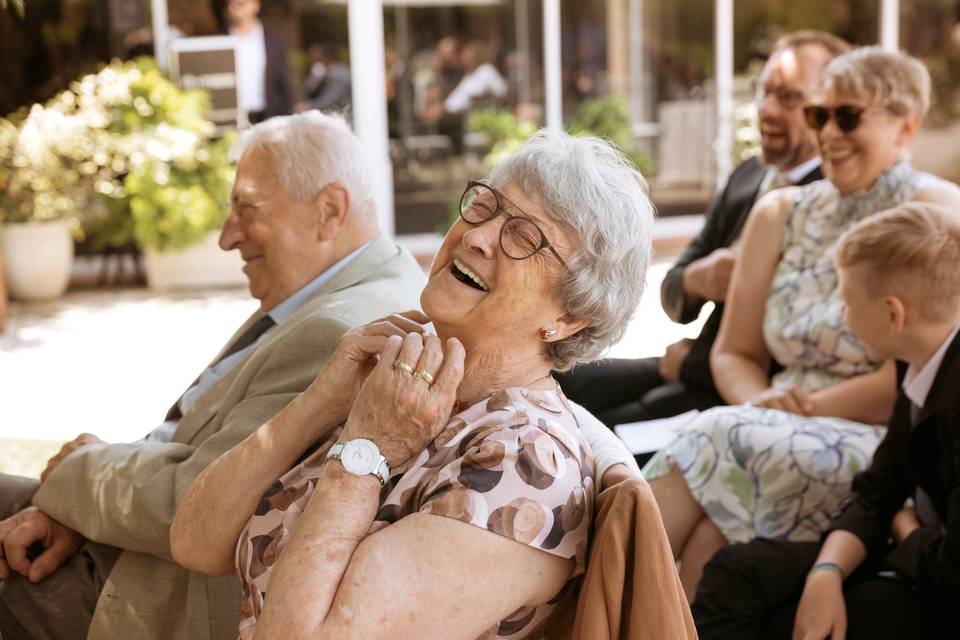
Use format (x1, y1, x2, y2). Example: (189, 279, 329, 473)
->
(644, 46, 960, 600)
(171, 130, 663, 639)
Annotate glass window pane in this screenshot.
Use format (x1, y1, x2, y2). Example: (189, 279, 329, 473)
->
(901, 0, 960, 182)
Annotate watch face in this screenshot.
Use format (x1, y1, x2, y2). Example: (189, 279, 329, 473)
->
(340, 439, 379, 476)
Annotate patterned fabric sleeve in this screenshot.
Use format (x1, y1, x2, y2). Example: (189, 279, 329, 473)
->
(416, 418, 593, 566)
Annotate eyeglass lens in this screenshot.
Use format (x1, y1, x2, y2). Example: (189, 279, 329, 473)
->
(803, 105, 864, 133)
(459, 183, 548, 260)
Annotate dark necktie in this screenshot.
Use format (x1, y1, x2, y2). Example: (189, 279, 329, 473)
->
(164, 314, 277, 422)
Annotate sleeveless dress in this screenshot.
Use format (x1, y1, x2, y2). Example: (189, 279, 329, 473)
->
(643, 160, 945, 544)
(235, 386, 595, 640)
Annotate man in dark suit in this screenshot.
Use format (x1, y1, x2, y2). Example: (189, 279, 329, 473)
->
(226, 0, 292, 123)
(692, 202, 960, 639)
(559, 31, 850, 426)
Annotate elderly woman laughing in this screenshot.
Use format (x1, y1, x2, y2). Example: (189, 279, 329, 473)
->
(170, 130, 654, 640)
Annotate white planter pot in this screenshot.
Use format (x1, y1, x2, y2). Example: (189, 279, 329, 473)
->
(143, 230, 246, 291)
(0, 220, 74, 301)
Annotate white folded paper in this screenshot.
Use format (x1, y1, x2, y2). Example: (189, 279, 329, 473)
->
(614, 409, 701, 455)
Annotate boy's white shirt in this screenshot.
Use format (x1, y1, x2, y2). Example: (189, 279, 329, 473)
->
(903, 323, 960, 408)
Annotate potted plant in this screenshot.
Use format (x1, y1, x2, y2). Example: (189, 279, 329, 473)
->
(50, 58, 241, 290)
(0, 108, 84, 301)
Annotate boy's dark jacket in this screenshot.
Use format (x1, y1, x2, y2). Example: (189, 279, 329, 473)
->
(826, 328, 960, 600)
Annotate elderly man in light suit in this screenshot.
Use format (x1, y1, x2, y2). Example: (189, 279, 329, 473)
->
(0, 112, 426, 640)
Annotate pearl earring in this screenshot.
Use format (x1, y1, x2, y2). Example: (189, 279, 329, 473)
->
(540, 329, 557, 339)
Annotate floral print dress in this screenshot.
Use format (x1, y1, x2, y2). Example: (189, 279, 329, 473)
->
(644, 161, 945, 544)
(235, 386, 595, 640)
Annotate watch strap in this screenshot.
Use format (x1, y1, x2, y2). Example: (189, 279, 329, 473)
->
(326, 440, 390, 487)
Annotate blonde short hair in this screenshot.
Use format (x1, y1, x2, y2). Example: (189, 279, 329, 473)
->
(835, 202, 960, 323)
(821, 46, 931, 116)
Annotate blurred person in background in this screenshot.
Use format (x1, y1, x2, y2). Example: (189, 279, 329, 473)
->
(225, 0, 292, 123)
(297, 43, 351, 114)
(443, 40, 507, 115)
(558, 31, 850, 427)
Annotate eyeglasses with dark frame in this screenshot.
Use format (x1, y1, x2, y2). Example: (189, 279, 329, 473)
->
(752, 79, 807, 111)
(458, 181, 568, 268)
(803, 104, 883, 133)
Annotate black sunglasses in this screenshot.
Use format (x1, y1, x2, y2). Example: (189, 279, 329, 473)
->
(803, 105, 872, 133)
(458, 181, 567, 268)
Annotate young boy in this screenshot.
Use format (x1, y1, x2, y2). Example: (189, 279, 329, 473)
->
(691, 201, 960, 639)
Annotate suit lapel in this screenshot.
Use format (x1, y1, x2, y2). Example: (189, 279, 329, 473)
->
(726, 158, 767, 243)
(311, 234, 400, 299)
(913, 329, 960, 429)
(171, 235, 404, 445)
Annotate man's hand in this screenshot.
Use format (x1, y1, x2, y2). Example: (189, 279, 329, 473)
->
(41, 432, 103, 482)
(750, 385, 814, 416)
(0, 507, 84, 583)
(793, 570, 847, 640)
(683, 248, 738, 302)
(892, 507, 921, 545)
(659, 338, 694, 383)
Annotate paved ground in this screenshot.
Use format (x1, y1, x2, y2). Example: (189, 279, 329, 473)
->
(0, 255, 708, 477)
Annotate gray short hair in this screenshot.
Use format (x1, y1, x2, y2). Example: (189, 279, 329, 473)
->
(489, 129, 655, 371)
(230, 111, 376, 219)
(821, 46, 931, 116)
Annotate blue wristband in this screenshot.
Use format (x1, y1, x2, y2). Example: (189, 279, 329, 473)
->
(809, 562, 845, 578)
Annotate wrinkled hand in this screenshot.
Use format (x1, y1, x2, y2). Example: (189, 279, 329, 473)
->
(340, 332, 465, 469)
(793, 571, 846, 640)
(685, 248, 738, 302)
(750, 385, 813, 416)
(892, 507, 921, 545)
(305, 310, 432, 426)
(41, 433, 103, 482)
(659, 338, 694, 383)
(0, 507, 84, 583)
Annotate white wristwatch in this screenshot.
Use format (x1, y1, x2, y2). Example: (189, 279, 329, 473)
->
(327, 439, 390, 487)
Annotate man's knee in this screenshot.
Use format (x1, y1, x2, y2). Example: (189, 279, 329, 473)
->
(0, 474, 40, 518)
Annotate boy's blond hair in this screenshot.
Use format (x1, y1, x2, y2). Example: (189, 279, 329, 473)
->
(835, 202, 960, 323)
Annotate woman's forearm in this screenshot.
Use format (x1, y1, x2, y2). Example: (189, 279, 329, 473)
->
(808, 361, 897, 424)
(255, 463, 381, 640)
(711, 350, 771, 404)
(170, 391, 341, 575)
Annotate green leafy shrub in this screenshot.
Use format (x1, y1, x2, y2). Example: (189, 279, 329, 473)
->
(468, 95, 655, 176)
(0, 57, 235, 252)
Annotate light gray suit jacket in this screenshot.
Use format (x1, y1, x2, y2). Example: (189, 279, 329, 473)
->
(32, 235, 426, 640)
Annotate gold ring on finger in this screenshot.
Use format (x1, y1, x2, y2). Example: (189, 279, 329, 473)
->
(414, 369, 435, 386)
(394, 359, 416, 375)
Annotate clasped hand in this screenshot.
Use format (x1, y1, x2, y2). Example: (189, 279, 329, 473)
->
(340, 330, 465, 469)
(750, 385, 815, 416)
(0, 506, 84, 583)
(302, 310, 465, 469)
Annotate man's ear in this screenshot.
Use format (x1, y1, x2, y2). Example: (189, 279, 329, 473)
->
(885, 295, 908, 333)
(313, 183, 351, 240)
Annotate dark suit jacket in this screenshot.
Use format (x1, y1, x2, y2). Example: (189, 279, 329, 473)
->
(827, 329, 960, 602)
(659, 156, 823, 394)
(263, 28, 293, 118)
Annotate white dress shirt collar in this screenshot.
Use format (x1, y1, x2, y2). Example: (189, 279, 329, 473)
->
(903, 323, 960, 409)
(267, 239, 374, 325)
(780, 156, 822, 184)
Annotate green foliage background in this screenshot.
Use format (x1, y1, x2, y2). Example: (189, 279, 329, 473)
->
(1, 58, 235, 253)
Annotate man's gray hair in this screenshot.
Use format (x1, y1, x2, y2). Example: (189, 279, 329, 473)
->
(489, 129, 654, 371)
(230, 111, 377, 219)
